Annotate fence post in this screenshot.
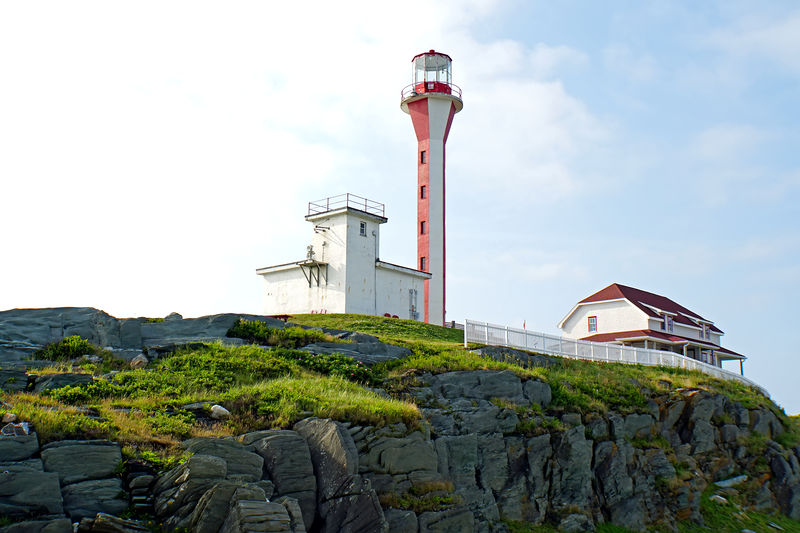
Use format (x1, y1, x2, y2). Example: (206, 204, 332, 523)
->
(505, 326, 509, 347)
(464, 320, 468, 348)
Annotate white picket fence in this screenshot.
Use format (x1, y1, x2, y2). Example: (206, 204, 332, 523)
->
(464, 319, 767, 396)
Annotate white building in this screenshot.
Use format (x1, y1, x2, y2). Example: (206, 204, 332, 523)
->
(558, 283, 747, 372)
(256, 194, 430, 320)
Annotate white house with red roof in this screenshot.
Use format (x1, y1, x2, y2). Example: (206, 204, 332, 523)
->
(558, 283, 746, 372)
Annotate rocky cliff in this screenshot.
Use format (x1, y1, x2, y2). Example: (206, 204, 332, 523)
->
(1, 308, 799, 532)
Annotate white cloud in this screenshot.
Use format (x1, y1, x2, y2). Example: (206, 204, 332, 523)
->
(691, 124, 767, 161)
(529, 44, 588, 78)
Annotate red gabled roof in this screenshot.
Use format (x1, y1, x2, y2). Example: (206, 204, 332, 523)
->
(579, 283, 723, 334)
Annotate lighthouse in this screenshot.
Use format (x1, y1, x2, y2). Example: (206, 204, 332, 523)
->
(401, 50, 463, 325)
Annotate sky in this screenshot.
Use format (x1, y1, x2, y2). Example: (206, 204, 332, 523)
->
(1, 1, 798, 413)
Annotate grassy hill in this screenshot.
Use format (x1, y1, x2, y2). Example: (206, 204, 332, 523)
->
(1, 313, 799, 531)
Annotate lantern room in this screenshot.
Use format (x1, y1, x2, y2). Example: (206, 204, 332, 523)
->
(402, 50, 462, 100)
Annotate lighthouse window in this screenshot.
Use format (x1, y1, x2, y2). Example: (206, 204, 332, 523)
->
(420, 256, 427, 271)
(420, 221, 426, 235)
(420, 185, 427, 199)
(359, 221, 366, 236)
(420, 151, 427, 164)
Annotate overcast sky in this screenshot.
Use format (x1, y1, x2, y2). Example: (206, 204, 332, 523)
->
(1, 1, 798, 414)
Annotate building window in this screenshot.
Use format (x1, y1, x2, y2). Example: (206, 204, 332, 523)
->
(420, 185, 427, 199)
(420, 256, 426, 271)
(588, 316, 597, 333)
(420, 221, 426, 235)
(665, 316, 674, 333)
(420, 151, 427, 164)
(703, 324, 710, 340)
(359, 221, 366, 236)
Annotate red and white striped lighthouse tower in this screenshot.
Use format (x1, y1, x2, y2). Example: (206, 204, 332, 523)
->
(401, 50, 463, 325)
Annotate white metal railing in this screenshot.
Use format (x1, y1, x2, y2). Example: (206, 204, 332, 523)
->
(307, 193, 385, 218)
(464, 319, 767, 396)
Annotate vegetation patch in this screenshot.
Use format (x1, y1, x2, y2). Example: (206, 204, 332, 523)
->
(288, 313, 464, 346)
(227, 319, 333, 348)
(379, 480, 460, 513)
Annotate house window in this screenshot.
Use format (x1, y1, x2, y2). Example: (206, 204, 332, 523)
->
(703, 324, 710, 340)
(420, 256, 426, 271)
(420, 151, 427, 164)
(420, 221, 426, 235)
(359, 221, 366, 236)
(588, 316, 597, 333)
(420, 185, 427, 199)
(665, 316, 674, 333)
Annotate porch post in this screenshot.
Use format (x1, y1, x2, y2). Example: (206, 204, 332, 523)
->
(740, 359, 744, 376)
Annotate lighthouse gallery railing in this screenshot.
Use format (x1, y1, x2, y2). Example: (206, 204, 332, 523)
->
(464, 319, 767, 396)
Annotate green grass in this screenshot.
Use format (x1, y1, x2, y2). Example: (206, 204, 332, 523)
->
(288, 313, 464, 346)
(227, 319, 335, 348)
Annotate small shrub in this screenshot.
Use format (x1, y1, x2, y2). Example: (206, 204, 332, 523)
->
(227, 319, 331, 348)
(35, 336, 98, 361)
(269, 347, 374, 383)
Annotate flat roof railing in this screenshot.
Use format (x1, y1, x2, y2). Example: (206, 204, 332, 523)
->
(307, 193, 385, 218)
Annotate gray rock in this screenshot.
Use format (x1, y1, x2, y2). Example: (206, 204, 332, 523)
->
(471, 346, 555, 368)
(525, 433, 552, 523)
(61, 478, 128, 521)
(558, 513, 595, 532)
(623, 414, 654, 439)
(435, 435, 478, 488)
(690, 419, 717, 454)
(220, 499, 294, 533)
(425, 371, 525, 404)
(129, 353, 148, 369)
(594, 440, 634, 509)
(523, 379, 552, 407)
(274, 496, 307, 533)
(294, 418, 359, 501)
(477, 434, 507, 492)
(384, 509, 417, 533)
(550, 426, 593, 513)
(0, 519, 72, 533)
(89, 513, 151, 532)
(0, 470, 64, 517)
(417, 508, 475, 532)
(299, 341, 411, 366)
(562, 413, 582, 427)
(585, 418, 609, 440)
(247, 430, 317, 527)
(33, 373, 94, 393)
(451, 402, 519, 435)
(182, 437, 264, 481)
(0, 432, 39, 461)
(0, 458, 43, 472)
(750, 409, 784, 439)
(41, 441, 122, 485)
(715, 474, 748, 488)
(188, 481, 244, 533)
(0, 369, 29, 392)
(210, 404, 231, 420)
(316, 475, 388, 533)
(720, 424, 739, 443)
(360, 432, 438, 475)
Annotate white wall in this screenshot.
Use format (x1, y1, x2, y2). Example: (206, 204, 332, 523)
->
(561, 300, 649, 338)
(646, 317, 723, 346)
(376, 266, 426, 320)
(261, 266, 344, 315)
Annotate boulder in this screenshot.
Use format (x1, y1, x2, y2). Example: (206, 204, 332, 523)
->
(188, 481, 244, 533)
(558, 513, 595, 532)
(0, 432, 39, 461)
(129, 354, 148, 369)
(210, 405, 231, 420)
(41, 440, 122, 485)
(316, 476, 387, 533)
(435, 435, 478, 488)
(245, 430, 317, 527)
(273, 496, 307, 533)
(182, 438, 264, 481)
(0, 458, 44, 472)
(61, 478, 128, 521)
(0, 470, 64, 517)
(623, 414, 655, 439)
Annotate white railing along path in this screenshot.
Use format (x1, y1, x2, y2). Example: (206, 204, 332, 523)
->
(464, 319, 767, 396)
